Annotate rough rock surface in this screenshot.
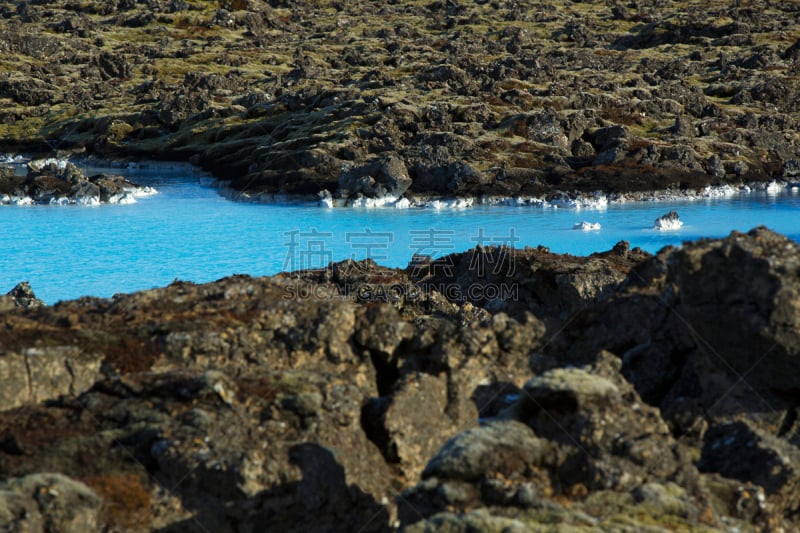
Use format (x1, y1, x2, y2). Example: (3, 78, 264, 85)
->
(400, 352, 709, 530)
(2, 1, 800, 200)
(0, 473, 103, 532)
(0, 160, 150, 205)
(337, 155, 413, 201)
(0, 282, 44, 312)
(2, 229, 800, 530)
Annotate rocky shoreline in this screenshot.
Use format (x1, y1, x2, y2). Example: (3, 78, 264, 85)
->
(2, 1, 800, 201)
(219, 174, 797, 209)
(7, 152, 796, 211)
(2, 227, 800, 531)
(0, 158, 155, 206)
(3, 1, 800, 532)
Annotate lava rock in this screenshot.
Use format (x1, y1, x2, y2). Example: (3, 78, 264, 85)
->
(1, 281, 44, 309)
(337, 154, 413, 199)
(0, 474, 103, 532)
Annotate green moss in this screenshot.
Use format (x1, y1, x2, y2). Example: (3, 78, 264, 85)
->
(0, 0, 794, 198)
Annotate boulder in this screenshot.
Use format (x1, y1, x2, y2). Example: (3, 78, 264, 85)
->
(700, 420, 800, 496)
(0, 346, 103, 411)
(561, 227, 800, 525)
(670, 114, 695, 137)
(592, 125, 628, 166)
(337, 154, 412, 199)
(363, 372, 478, 481)
(1, 282, 44, 310)
(421, 420, 549, 482)
(411, 243, 648, 321)
(653, 210, 683, 230)
(404, 509, 536, 533)
(399, 352, 707, 529)
(96, 51, 132, 80)
(354, 302, 415, 362)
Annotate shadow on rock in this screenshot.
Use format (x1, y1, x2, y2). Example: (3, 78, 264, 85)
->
(157, 444, 390, 533)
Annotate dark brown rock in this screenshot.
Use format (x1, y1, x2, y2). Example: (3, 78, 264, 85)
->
(337, 154, 413, 199)
(0, 0, 795, 199)
(0, 160, 148, 205)
(700, 420, 800, 496)
(1, 282, 44, 310)
(399, 352, 711, 529)
(1, 230, 800, 530)
(365, 372, 478, 482)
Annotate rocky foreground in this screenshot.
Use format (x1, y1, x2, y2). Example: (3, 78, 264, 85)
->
(0, 227, 799, 531)
(2, 1, 800, 202)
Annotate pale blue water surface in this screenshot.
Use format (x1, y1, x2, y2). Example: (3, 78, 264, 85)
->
(1, 162, 799, 304)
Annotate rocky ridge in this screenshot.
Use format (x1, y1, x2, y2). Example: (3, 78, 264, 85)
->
(1, 1, 800, 202)
(2, 227, 800, 531)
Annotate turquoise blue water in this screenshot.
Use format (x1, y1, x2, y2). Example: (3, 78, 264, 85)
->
(2, 163, 799, 304)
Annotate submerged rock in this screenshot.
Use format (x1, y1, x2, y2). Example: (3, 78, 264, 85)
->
(573, 221, 601, 231)
(653, 209, 683, 230)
